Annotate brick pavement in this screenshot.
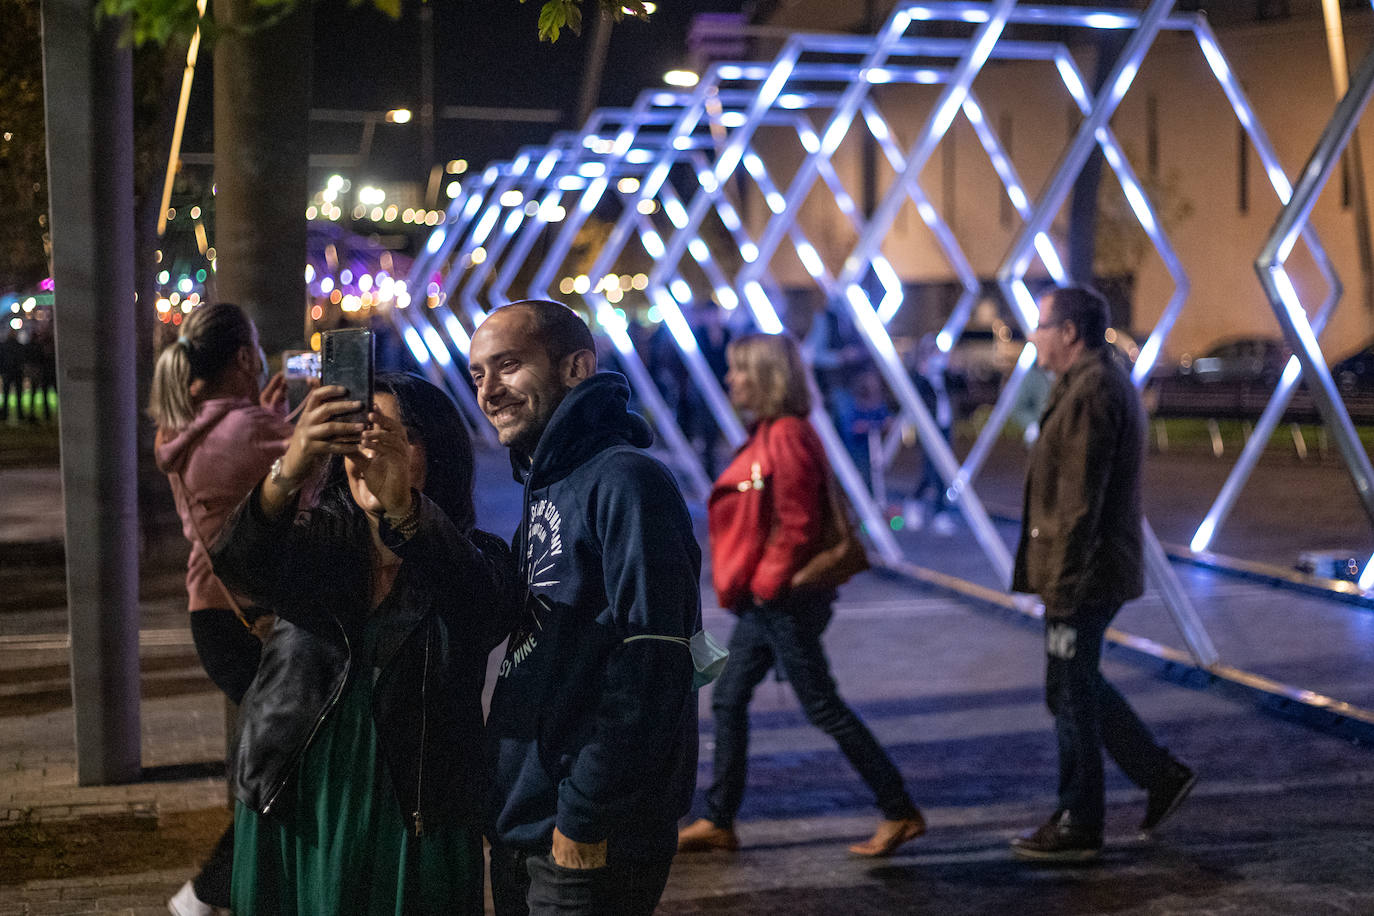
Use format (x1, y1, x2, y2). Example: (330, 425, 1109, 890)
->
(1, 675, 229, 913)
(6, 584, 1373, 913)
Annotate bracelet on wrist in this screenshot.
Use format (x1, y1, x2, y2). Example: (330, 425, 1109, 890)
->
(384, 490, 421, 540)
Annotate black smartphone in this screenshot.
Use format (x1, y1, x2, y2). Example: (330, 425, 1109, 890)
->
(320, 328, 374, 426)
(282, 349, 320, 414)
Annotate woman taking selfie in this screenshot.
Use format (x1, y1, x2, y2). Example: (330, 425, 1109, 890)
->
(150, 302, 291, 916)
(678, 332, 926, 859)
(211, 372, 513, 915)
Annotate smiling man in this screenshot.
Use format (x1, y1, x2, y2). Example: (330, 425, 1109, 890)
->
(468, 300, 702, 915)
(1011, 285, 1196, 861)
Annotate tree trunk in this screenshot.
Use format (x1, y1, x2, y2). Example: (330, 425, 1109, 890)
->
(1067, 29, 1128, 285)
(212, 0, 313, 354)
(576, 5, 612, 129)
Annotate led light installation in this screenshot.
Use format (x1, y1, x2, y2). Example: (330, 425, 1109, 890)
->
(1250, 45, 1374, 588)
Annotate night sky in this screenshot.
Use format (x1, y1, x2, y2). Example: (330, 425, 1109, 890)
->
(186, 1, 748, 185)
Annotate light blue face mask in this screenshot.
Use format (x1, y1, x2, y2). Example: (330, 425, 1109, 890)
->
(623, 629, 730, 689)
(686, 629, 729, 689)
(256, 344, 270, 391)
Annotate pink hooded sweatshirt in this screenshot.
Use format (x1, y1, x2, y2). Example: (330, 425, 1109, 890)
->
(155, 398, 292, 613)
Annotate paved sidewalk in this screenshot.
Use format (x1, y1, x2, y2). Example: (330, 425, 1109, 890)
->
(3, 444, 1373, 913)
(0, 467, 62, 545)
(9, 579, 1372, 913)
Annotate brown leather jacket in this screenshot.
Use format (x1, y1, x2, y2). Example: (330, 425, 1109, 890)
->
(1012, 346, 1145, 618)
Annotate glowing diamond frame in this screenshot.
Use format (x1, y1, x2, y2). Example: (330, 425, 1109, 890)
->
(1253, 43, 1374, 589)
(401, 100, 799, 497)
(652, 0, 1254, 662)
(400, 1, 1346, 647)
(629, 7, 1030, 564)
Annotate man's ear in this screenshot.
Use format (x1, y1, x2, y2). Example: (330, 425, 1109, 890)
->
(562, 348, 597, 386)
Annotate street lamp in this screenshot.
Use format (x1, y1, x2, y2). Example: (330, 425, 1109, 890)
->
(386, 108, 413, 124)
(663, 70, 699, 88)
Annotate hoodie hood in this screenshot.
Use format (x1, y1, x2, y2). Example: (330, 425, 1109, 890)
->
(155, 397, 253, 475)
(512, 372, 654, 489)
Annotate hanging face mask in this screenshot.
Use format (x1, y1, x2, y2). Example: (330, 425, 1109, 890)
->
(622, 629, 730, 689)
(256, 344, 270, 390)
(686, 628, 729, 688)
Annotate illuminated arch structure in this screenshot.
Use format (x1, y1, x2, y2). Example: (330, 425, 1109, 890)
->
(397, 2, 1374, 704)
(399, 99, 805, 498)
(1256, 40, 1374, 590)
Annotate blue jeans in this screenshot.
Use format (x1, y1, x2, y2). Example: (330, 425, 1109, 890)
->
(705, 593, 916, 826)
(1045, 605, 1172, 829)
(914, 427, 953, 513)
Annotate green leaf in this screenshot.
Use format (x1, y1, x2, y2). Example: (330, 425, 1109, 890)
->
(537, 0, 567, 42)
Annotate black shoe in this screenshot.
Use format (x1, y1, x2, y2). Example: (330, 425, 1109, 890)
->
(1140, 760, 1196, 834)
(1011, 811, 1102, 862)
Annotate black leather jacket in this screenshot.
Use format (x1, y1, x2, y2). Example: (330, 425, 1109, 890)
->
(211, 485, 514, 834)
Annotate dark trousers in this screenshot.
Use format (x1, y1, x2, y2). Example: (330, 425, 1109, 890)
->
(33, 374, 54, 421)
(1044, 605, 1172, 830)
(189, 607, 263, 907)
(913, 430, 952, 513)
(1, 373, 24, 420)
(705, 594, 916, 827)
(190, 607, 262, 705)
(489, 846, 673, 916)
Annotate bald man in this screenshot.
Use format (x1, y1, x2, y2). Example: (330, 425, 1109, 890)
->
(469, 301, 701, 914)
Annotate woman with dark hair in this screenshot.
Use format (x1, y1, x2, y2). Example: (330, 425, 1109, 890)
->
(211, 372, 513, 915)
(150, 301, 290, 916)
(678, 332, 926, 859)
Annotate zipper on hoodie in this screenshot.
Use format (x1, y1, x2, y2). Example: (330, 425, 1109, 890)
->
(413, 619, 432, 837)
(261, 617, 352, 816)
(516, 461, 536, 610)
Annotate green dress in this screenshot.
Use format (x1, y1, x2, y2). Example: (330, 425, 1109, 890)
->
(231, 600, 483, 915)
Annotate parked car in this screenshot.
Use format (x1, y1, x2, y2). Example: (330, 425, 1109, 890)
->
(1176, 336, 1288, 384)
(945, 320, 1024, 385)
(943, 318, 1026, 415)
(1332, 338, 1374, 394)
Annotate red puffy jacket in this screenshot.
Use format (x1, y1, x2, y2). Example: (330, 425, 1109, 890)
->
(708, 415, 827, 611)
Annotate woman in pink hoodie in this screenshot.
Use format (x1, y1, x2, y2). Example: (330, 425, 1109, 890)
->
(150, 301, 292, 916)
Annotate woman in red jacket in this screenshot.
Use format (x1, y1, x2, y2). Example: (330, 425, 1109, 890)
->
(678, 332, 925, 858)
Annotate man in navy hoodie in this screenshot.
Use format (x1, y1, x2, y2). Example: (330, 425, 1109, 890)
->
(469, 300, 702, 915)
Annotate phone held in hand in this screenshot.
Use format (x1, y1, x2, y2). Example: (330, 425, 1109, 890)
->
(321, 328, 374, 426)
(282, 349, 320, 413)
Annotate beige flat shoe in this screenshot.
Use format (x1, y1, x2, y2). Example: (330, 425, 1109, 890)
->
(848, 814, 927, 858)
(677, 817, 740, 852)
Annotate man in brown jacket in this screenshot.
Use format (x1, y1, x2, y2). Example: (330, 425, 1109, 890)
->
(1010, 285, 1195, 861)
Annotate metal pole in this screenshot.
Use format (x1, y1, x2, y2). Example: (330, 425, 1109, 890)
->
(1142, 522, 1217, 666)
(39, 0, 141, 784)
